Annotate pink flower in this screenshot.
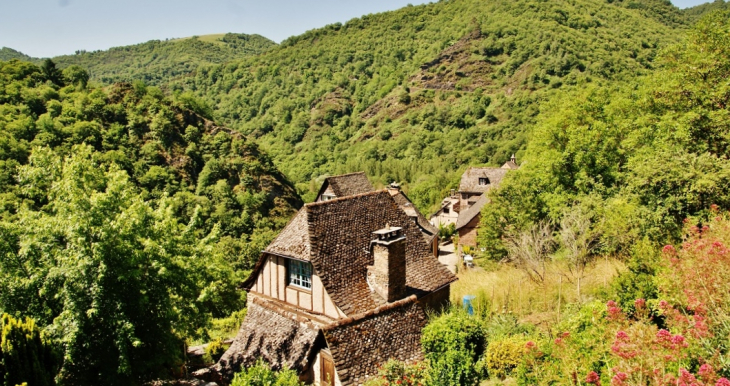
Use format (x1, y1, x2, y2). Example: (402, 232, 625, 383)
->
(659, 300, 669, 309)
(716, 378, 730, 386)
(634, 298, 646, 309)
(616, 331, 629, 341)
(656, 329, 671, 341)
(711, 204, 719, 212)
(679, 368, 697, 384)
(561, 331, 570, 339)
(699, 364, 715, 382)
(607, 300, 618, 308)
(554, 338, 563, 345)
(525, 341, 536, 350)
(671, 334, 686, 347)
(611, 372, 628, 386)
(663, 245, 676, 254)
(586, 371, 601, 385)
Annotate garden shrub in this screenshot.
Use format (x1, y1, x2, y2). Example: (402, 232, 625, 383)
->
(204, 337, 227, 363)
(230, 359, 301, 386)
(422, 309, 487, 385)
(0, 314, 59, 386)
(363, 360, 430, 386)
(486, 336, 527, 379)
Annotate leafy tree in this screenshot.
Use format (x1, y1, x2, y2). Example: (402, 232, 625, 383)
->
(0, 314, 59, 386)
(230, 359, 301, 386)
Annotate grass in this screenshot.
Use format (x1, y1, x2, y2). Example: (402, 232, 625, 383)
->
(450, 258, 625, 329)
(170, 34, 228, 46)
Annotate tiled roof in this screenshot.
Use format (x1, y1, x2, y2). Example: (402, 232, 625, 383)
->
(502, 160, 519, 170)
(316, 172, 374, 200)
(388, 188, 439, 244)
(247, 190, 457, 315)
(458, 167, 509, 193)
(199, 295, 323, 383)
(456, 193, 490, 230)
(264, 209, 311, 261)
(324, 296, 427, 385)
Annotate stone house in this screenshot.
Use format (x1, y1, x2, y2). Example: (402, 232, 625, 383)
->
(315, 172, 374, 202)
(430, 189, 460, 228)
(455, 156, 519, 249)
(196, 190, 457, 386)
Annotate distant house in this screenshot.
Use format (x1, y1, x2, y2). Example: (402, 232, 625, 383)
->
(315, 172, 374, 202)
(430, 189, 460, 228)
(387, 184, 440, 258)
(195, 190, 457, 386)
(454, 155, 519, 249)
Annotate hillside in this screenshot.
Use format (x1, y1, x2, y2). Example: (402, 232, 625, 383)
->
(683, 0, 729, 21)
(0, 47, 33, 62)
(46, 33, 276, 85)
(174, 0, 690, 209)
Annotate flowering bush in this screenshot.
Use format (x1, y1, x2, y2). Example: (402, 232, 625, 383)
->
(486, 336, 528, 379)
(363, 360, 431, 386)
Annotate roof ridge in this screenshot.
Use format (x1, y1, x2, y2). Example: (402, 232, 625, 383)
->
(326, 171, 367, 179)
(324, 295, 418, 330)
(305, 189, 389, 208)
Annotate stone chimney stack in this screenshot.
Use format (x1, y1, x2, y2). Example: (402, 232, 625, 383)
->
(368, 225, 407, 302)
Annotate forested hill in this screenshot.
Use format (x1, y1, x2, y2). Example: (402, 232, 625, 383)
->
(0, 47, 33, 62)
(1, 33, 276, 86)
(682, 0, 730, 22)
(173, 0, 691, 209)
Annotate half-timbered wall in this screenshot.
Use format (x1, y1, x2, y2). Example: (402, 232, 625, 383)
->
(250, 255, 346, 319)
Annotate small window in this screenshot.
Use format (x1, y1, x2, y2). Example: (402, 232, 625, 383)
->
(322, 194, 336, 201)
(443, 207, 450, 214)
(478, 177, 490, 186)
(288, 259, 312, 290)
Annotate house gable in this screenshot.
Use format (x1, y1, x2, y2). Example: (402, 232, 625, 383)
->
(315, 172, 374, 202)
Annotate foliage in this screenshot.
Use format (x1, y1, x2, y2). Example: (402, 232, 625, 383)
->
(480, 9, 730, 260)
(437, 222, 456, 241)
(422, 309, 487, 386)
(0, 59, 300, 384)
(205, 338, 227, 364)
(230, 359, 302, 386)
(168, 0, 688, 211)
(0, 314, 59, 386)
(49, 34, 276, 86)
(486, 336, 527, 379)
(363, 360, 431, 386)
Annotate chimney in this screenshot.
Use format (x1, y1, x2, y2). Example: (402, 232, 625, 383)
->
(511, 154, 516, 163)
(367, 225, 407, 302)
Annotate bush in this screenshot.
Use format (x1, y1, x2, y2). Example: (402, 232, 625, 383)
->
(204, 338, 227, 363)
(231, 359, 301, 386)
(363, 360, 430, 386)
(486, 336, 526, 379)
(0, 314, 59, 386)
(422, 310, 487, 386)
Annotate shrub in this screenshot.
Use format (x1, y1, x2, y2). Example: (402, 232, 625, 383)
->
(486, 336, 527, 379)
(363, 360, 430, 386)
(0, 314, 59, 386)
(204, 338, 227, 363)
(231, 359, 301, 386)
(422, 310, 487, 385)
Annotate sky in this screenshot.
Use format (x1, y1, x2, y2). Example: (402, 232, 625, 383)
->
(0, 0, 718, 58)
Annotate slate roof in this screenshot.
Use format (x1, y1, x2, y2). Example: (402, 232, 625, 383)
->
(316, 172, 374, 200)
(324, 296, 427, 385)
(458, 167, 509, 193)
(199, 295, 323, 383)
(248, 190, 456, 315)
(456, 193, 490, 230)
(502, 160, 519, 170)
(388, 188, 439, 244)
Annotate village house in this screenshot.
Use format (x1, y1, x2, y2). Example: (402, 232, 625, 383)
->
(315, 172, 439, 258)
(195, 183, 456, 385)
(429, 189, 459, 228)
(437, 155, 519, 250)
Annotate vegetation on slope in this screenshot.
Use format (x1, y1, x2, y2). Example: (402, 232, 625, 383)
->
(683, 0, 730, 22)
(50, 33, 276, 85)
(480, 9, 730, 260)
(0, 59, 300, 384)
(175, 0, 689, 209)
(0, 47, 32, 62)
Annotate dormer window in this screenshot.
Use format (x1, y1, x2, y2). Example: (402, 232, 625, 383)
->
(322, 194, 336, 201)
(287, 259, 312, 290)
(478, 177, 490, 186)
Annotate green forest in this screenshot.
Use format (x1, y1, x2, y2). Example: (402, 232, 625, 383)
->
(1, 0, 730, 384)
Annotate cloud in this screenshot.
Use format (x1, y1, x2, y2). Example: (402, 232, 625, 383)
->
(59, 0, 71, 7)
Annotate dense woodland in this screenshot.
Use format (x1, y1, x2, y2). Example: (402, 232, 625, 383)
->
(1, 0, 730, 385)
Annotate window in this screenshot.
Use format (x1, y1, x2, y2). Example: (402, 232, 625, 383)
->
(478, 177, 490, 186)
(322, 194, 336, 201)
(443, 207, 450, 214)
(288, 259, 312, 289)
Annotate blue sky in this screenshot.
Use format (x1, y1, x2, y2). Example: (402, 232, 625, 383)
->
(0, 0, 718, 58)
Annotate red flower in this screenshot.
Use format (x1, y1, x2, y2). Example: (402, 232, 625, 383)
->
(586, 371, 601, 385)
(716, 378, 730, 386)
(663, 245, 676, 255)
(634, 298, 646, 309)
